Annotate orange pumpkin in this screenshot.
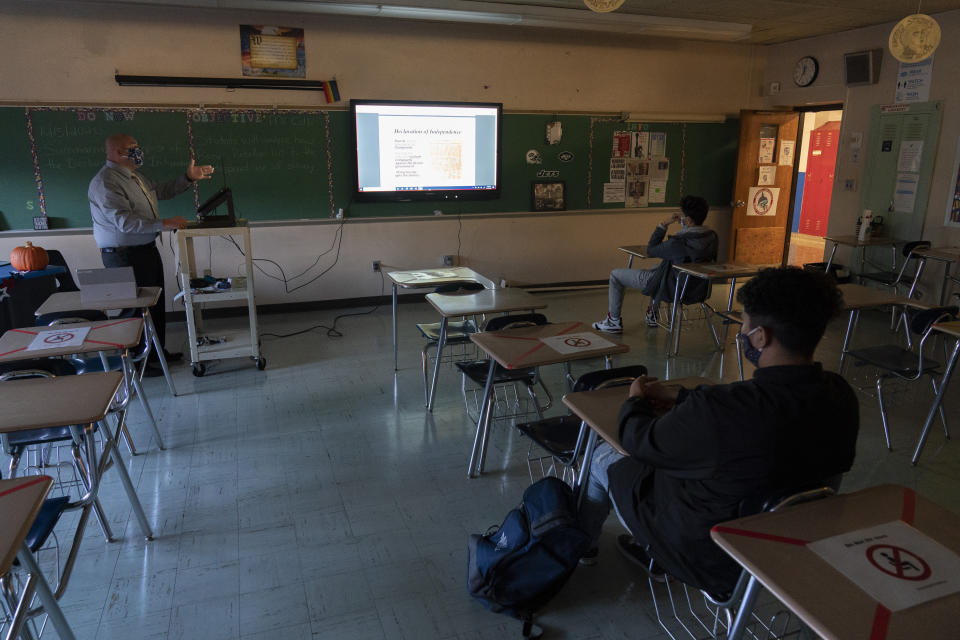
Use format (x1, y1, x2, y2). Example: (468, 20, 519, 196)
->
(10, 241, 49, 272)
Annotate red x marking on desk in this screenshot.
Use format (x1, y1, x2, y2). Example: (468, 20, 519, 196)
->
(500, 322, 583, 369)
(1, 317, 140, 358)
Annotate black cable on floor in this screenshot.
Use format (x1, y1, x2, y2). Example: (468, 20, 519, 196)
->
(261, 269, 385, 339)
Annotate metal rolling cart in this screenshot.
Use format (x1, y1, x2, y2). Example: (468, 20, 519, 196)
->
(176, 226, 264, 376)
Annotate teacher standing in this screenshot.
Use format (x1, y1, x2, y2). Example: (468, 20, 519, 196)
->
(88, 133, 214, 374)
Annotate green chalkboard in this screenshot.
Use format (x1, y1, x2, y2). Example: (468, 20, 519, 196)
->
(192, 110, 332, 220)
(28, 109, 191, 229)
(0, 106, 739, 229)
(0, 108, 41, 230)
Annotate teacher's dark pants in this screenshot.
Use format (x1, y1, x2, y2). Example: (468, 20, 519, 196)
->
(101, 242, 167, 351)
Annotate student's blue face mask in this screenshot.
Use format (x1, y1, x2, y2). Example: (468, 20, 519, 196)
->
(126, 145, 144, 167)
(738, 326, 763, 366)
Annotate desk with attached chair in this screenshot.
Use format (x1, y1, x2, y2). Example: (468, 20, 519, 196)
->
(34, 287, 176, 397)
(467, 321, 629, 478)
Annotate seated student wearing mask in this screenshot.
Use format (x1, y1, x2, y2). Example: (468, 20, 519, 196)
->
(593, 195, 718, 333)
(579, 267, 859, 597)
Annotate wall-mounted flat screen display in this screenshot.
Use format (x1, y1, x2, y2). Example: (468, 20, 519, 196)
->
(351, 99, 502, 202)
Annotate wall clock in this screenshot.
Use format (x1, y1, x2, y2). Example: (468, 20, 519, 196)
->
(793, 56, 819, 87)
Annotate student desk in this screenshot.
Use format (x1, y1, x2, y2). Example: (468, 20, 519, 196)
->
(0, 372, 154, 541)
(711, 484, 960, 640)
(0, 476, 78, 640)
(912, 320, 960, 465)
(0, 317, 165, 454)
(668, 263, 775, 356)
(386, 267, 493, 371)
(836, 283, 930, 374)
(561, 377, 712, 492)
(467, 321, 629, 477)
(908, 246, 960, 305)
(618, 245, 649, 268)
(34, 287, 176, 397)
(424, 288, 547, 412)
(824, 234, 900, 275)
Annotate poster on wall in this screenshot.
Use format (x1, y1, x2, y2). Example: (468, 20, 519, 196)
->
(759, 138, 776, 164)
(603, 182, 625, 203)
(612, 131, 632, 157)
(631, 131, 650, 159)
(240, 25, 305, 77)
(758, 166, 777, 186)
(625, 177, 649, 208)
(650, 157, 669, 181)
(747, 186, 779, 216)
(895, 57, 934, 104)
(649, 132, 666, 157)
(649, 179, 667, 203)
(778, 140, 796, 166)
(894, 173, 919, 213)
(609, 157, 626, 181)
(947, 137, 960, 226)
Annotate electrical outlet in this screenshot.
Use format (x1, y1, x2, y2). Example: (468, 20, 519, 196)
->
(372, 260, 381, 272)
(442, 255, 455, 267)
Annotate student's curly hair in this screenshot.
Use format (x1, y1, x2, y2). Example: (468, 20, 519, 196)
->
(736, 267, 843, 357)
(680, 195, 709, 225)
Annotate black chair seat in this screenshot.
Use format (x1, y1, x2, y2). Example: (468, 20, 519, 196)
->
(70, 355, 124, 374)
(416, 319, 478, 341)
(5, 426, 74, 454)
(25, 496, 70, 552)
(455, 360, 536, 386)
(36, 309, 108, 327)
(517, 415, 583, 463)
(849, 345, 940, 377)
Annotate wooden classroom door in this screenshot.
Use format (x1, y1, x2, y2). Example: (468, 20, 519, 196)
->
(729, 110, 800, 263)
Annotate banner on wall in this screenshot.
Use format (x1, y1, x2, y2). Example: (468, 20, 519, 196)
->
(240, 25, 306, 77)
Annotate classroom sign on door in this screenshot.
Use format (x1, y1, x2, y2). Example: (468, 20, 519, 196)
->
(809, 520, 960, 611)
(747, 187, 780, 216)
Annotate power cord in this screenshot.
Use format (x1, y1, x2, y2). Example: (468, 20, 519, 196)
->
(222, 218, 345, 294)
(260, 269, 385, 339)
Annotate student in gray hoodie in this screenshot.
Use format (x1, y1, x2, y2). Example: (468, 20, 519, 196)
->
(593, 195, 718, 332)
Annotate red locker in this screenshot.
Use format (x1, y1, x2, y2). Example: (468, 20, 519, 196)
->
(798, 121, 840, 238)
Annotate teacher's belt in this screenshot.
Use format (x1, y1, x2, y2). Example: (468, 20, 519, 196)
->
(100, 240, 157, 253)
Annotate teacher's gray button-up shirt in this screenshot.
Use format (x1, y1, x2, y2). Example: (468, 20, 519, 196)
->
(88, 160, 192, 248)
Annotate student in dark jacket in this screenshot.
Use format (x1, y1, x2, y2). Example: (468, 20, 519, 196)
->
(579, 267, 859, 597)
(593, 195, 718, 333)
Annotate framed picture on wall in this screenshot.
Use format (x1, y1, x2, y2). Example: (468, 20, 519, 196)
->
(531, 181, 566, 211)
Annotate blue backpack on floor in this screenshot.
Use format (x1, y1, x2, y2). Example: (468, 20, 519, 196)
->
(467, 476, 592, 639)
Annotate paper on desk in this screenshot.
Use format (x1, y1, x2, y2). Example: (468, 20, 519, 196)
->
(540, 332, 616, 355)
(808, 520, 960, 611)
(26, 327, 90, 351)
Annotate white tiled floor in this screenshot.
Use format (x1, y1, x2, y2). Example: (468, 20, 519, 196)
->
(14, 286, 960, 639)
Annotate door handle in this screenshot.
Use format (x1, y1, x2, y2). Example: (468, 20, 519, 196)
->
(733, 200, 745, 208)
